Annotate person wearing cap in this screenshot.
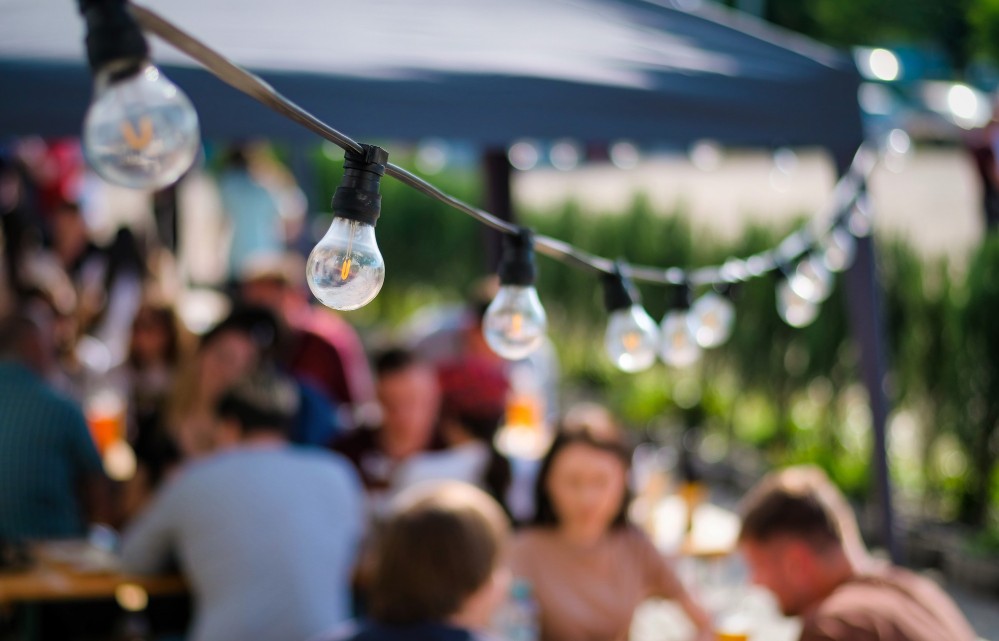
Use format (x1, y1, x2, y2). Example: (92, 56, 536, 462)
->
(121, 367, 364, 641)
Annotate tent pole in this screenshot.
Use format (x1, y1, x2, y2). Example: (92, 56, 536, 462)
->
(153, 183, 179, 254)
(839, 169, 899, 563)
(482, 147, 515, 272)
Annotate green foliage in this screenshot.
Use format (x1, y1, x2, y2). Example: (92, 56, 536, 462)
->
(969, 0, 999, 67)
(946, 236, 999, 525)
(725, 0, 977, 72)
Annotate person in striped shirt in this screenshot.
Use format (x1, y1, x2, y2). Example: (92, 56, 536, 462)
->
(0, 302, 110, 540)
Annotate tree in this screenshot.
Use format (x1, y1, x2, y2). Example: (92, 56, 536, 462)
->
(969, 0, 999, 68)
(722, 0, 976, 74)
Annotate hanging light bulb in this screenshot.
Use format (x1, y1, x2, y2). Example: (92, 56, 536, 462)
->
(688, 288, 735, 348)
(821, 226, 857, 273)
(788, 254, 833, 303)
(602, 263, 659, 372)
(79, 0, 200, 190)
(777, 277, 819, 328)
(659, 284, 701, 367)
(307, 145, 388, 310)
(483, 229, 548, 360)
(848, 192, 874, 238)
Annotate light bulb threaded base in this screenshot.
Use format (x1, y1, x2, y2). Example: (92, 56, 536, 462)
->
(331, 144, 389, 227)
(79, 0, 149, 73)
(497, 227, 537, 286)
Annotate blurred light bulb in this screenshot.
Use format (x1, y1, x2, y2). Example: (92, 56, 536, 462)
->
(609, 141, 640, 169)
(849, 197, 874, 237)
(789, 256, 833, 303)
(103, 439, 137, 481)
(659, 310, 701, 367)
(483, 285, 547, 360)
(777, 279, 819, 328)
(689, 291, 735, 348)
(605, 305, 660, 372)
(822, 228, 857, 273)
(83, 63, 200, 189)
(307, 217, 385, 310)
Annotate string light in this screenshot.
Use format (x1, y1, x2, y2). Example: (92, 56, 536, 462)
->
(660, 284, 701, 368)
(821, 226, 857, 273)
(848, 192, 874, 238)
(79, 0, 200, 190)
(776, 276, 820, 328)
(688, 287, 736, 348)
(788, 253, 833, 304)
(78, 4, 883, 352)
(306, 145, 388, 310)
(602, 264, 660, 373)
(483, 229, 548, 360)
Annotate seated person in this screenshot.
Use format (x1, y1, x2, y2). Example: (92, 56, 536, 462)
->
(509, 405, 713, 641)
(166, 305, 340, 458)
(392, 357, 512, 514)
(0, 303, 111, 540)
(332, 347, 442, 510)
(737, 465, 976, 641)
(121, 367, 364, 641)
(318, 481, 510, 641)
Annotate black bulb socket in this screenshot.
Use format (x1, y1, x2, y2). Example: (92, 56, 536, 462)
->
(332, 144, 389, 228)
(603, 263, 638, 313)
(668, 282, 692, 311)
(79, 0, 149, 76)
(497, 228, 537, 287)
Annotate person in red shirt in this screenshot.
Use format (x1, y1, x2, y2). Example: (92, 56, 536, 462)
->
(738, 466, 977, 641)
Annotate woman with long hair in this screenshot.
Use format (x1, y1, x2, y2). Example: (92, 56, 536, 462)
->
(509, 404, 713, 641)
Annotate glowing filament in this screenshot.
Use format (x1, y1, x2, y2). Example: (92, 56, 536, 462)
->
(120, 116, 154, 150)
(340, 224, 356, 281)
(510, 313, 523, 337)
(622, 331, 641, 352)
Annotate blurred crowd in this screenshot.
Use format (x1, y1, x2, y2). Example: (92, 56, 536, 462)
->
(0, 138, 979, 641)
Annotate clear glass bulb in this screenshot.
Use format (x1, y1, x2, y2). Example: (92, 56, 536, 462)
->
(605, 304, 660, 372)
(483, 285, 547, 360)
(659, 310, 701, 367)
(777, 279, 819, 328)
(307, 217, 385, 310)
(789, 256, 833, 303)
(848, 201, 873, 238)
(821, 228, 857, 273)
(83, 63, 200, 190)
(689, 291, 735, 348)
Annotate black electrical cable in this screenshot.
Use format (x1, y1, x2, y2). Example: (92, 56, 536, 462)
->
(128, 1, 878, 288)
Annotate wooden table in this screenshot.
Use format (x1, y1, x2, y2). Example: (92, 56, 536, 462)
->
(0, 541, 185, 607)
